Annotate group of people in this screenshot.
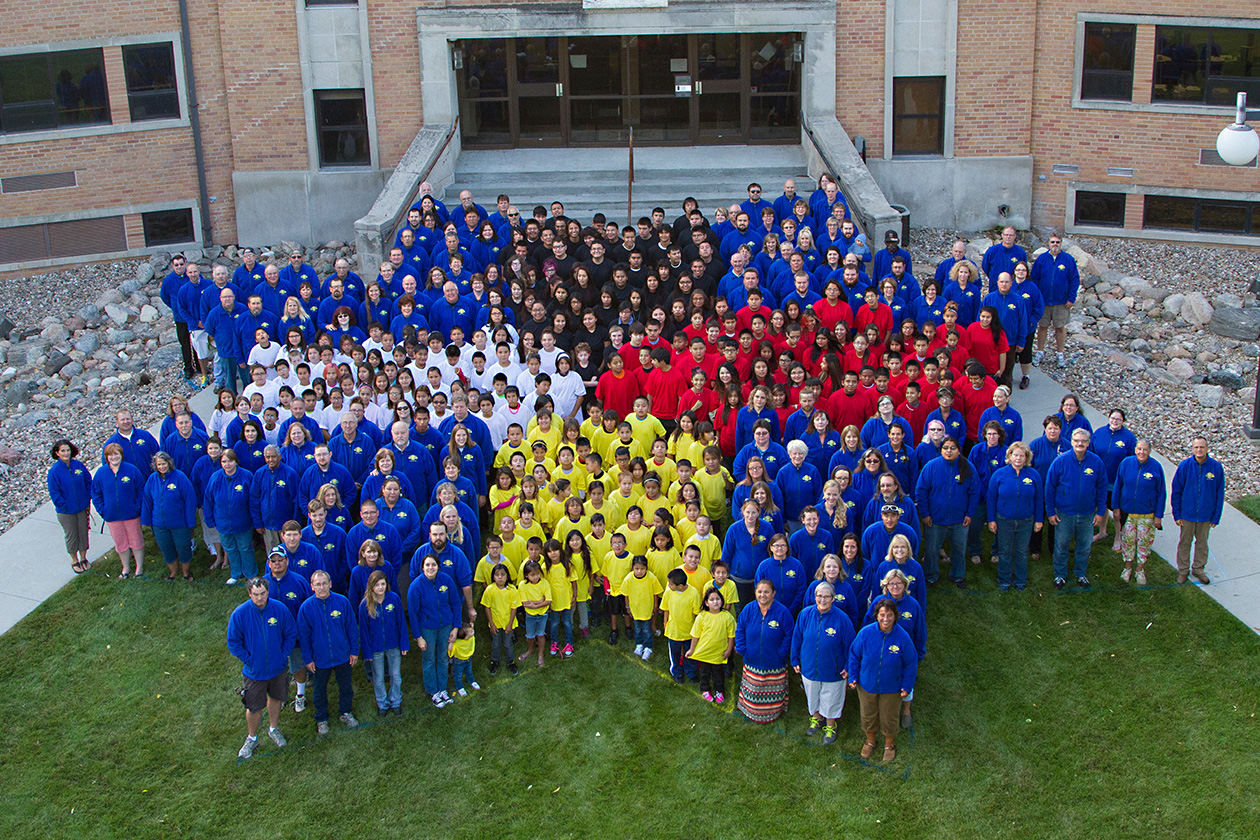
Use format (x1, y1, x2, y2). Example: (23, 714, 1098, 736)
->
(45, 176, 1227, 763)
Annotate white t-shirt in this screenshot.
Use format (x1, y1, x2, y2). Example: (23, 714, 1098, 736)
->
(242, 380, 281, 409)
(247, 341, 283, 373)
(550, 370, 586, 421)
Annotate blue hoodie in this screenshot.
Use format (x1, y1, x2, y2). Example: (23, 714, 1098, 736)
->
(140, 468, 197, 530)
(1044, 450, 1108, 518)
(227, 596, 297, 680)
(722, 519, 775, 580)
(48, 458, 91, 515)
(161, 429, 209, 477)
(915, 456, 980, 527)
(250, 463, 299, 531)
(301, 522, 349, 586)
(791, 604, 856, 682)
(734, 599, 794, 671)
(297, 591, 359, 669)
(266, 569, 313, 621)
(755, 555, 808, 614)
(407, 570, 462, 634)
(358, 590, 411, 657)
(203, 466, 256, 535)
(804, 577, 861, 631)
(848, 618, 918, 694)
(102, 429, 160, 480)
(987, 464, 1044, 524)
(1112, 456, 1166, 518)
(90, 462, 144, 522)
(1170, 454, 1225, 525)
(864, 592, 926, 660)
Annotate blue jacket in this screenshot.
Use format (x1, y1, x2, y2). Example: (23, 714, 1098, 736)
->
(1045, 450, 1108, 518)
(265, 569, 313, 621)
(722, 520, 776, 580)
(48, 459, 91, 515)
(983, 288, 1028, 348)
(204, 301, 248, 360)
(281, 441, 317, 477)
(773, 461, 822, 521)
(90, 462, 144, 522)
(190, 452, 222, 508)
(861, 521, 919, 567)
(733, 441, 789, 482)
(440, 442, 487, 498)
(734, 599, 795, 670)
(1030, 250, 1080, 306)
(329, 432, 375, 485)
(233, 438, 267, 473)
(359, 591, 410, 656)
(250, 463, 299, 531)
(978, 405, 1023, 443)
(848, 619, 918, 694)
(301, 523, 349, 586)
(969, 441, 1007, 501)
(734, 406, 781, 453)
(297, 591, 359, 668)
(791, 604, 856, 682)
(160, 269, 187, 323)
(102, 429, 160, 480)
(862, 494, 920, 538)
(1170, 455, 1225, 525)
(420, 501, 481, 564)
(1028, 433, 1070, 480)
(176, 278, 207, 327)
(297, 461, 355, 508)
(1054, 411, 1092, 442)
(410, 540, 471, 588)
(350, 562, 399, 613)
(161, 429, 209, 476)
(347, 519, 404, 573)
(804, 577, 861, 631)
(141, 468, 197, 530)
(277, 540, 326, 585)
(988, 465, 1044, 523)
(360, 472, 416, 507)
(375, 497, 422, 557)
(1015, 278, 1045, 332)
(755, 555, 808, 614)
(925, 407, 968, 444)
(789, 527, 835, 577)
(407, 571, 462, 634)
(860, 415, 913, 451)
(227, 597, 297, 681)
(1112, 456, 1166, 518)
(876, 442, 919, 501)
(203, 467, 256, 535)
(383, 440, 437, 504)
(873, 557, 927, 610)
(915, 456, 980, 526)
(981, 242, 1028, 285)
(1090, 424, 1138, 484)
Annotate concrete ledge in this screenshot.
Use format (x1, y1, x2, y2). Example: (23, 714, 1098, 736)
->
(868, 155, 1034, 230)
(802, 117, 901, 237)
(234, 168, 388, 250)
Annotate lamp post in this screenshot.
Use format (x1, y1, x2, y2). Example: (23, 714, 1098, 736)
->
(1217, 93, 1260, 439)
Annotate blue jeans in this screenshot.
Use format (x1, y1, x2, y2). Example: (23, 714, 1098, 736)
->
(220, 530, 257, 579)
(490, 629, 514, 664)
(922, 521, 968, 583)
(966, 500, 988, 559)
(452, 657, 475, 689)
(549, 607, 574, 647)
(1054, 513, 1095, 579)
(368, 647, 402, 710)
(420, 625, 451, 696)
(634, 618, 654, 649)
(153, 526, 192, 567)
(215, 355, 248, 391)
(313, 661, 353, 722)
(668, 637, 698, 680)
(995, 516, 1034, 588)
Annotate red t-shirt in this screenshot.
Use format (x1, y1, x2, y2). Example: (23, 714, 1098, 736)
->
(714, 405, 740, 457)
(736, 304, 773, 333)
(644, 365, 689, 421)
(678, 351, 719, 383)
(827, 389, 875, 434)
(676, 385, 718, 422)
(964, 322, 1009, 374)
(854, 302, 894, 341)
(812, 297, 854, 331)
(959, 378, 997, 440)
(896, 399, 931, 443)
(596, 370, 640, 421)
(618, 341, 646, 370)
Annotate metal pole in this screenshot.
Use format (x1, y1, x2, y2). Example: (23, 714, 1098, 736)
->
(627, 125, 634, 222)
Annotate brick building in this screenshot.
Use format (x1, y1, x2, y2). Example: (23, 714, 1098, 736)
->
(0, 0, 1256, 271)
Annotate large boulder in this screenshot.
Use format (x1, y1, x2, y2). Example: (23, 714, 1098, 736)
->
(1100, 299, 1130, 320)
(1191, 384, 1224, 408)
(1181, 292, 1214, 327)
(1166, 358, 1196, 380)
(1208, 307, 1260, 340)
(1207, 369, 1247, 390)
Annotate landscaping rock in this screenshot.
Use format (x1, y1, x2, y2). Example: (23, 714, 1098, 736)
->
(1191, 384, 1224, 408)
(1107, 352, 1147, 372)
(1207, 369, 1247, 390)
(1100, 299, 1130, 319)
(1166, 358, 1196, 380)
(1181, 292, 1214, 327)
(1213, 292, 1243, 310)
(1208, 307, 1260, 341)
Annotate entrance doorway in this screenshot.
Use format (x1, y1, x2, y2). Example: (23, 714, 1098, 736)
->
(455, 34, 802, 148)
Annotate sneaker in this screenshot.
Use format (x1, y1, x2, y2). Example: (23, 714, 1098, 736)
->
(549, 643, 559, 657)
(508, 662, 519, 676)
(470, 681, 481, 691)
(714, 693, 724, 704)
(457, 688, 468, 697)
(377, 707, 388, 718)
(1192, 570, 1211, 585)
(317, 720, 329, 735)
(956, 579, 967, 589)
(237, 736, 257, 759)
(822, 725, 837, 745)
(1135, 568, 1147, 586)
(673, 674, 685, 684)
(1054, 577, 1066, 590)
(608, 630, 619, 645)
(267, 727, 286, 748)
(438, 691, 453, 707)
(393, 705, 403, 716)
(806, 716, 821, 736)
(1077, 576, 1091, 588)
(970, 555, 981, 565)
(1033, 350, 1044, 365)
(488, 661, 499, 676)
(580, 627, 590, 639)
(701, 691, 713, 702)
(1120, 567, 1132, 583)
(633, 644, 644, 656)
(339, 712, 359, 728)
(224, 577, 238, 586)
(293, 694, 306, 713)
(1177, 572, 1189, 584)
(654, 627, 663, 637)
(1057, 352, 1066, 367)
(562, 644, 574, 658)
(998, 584, 1010, 593)
(432, 693, 444, 708)
(1019, 375, 1030, 390)
(641, 647, 652, 661)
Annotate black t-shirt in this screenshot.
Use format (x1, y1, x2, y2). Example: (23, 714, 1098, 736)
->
(575, 324, 609, 352)
(610, 243, 638, 264)
(584, 258, 614, 288)
(549, 253, 577, 280)
(519, 318, 550, 344)
(626, 266, 650, 289)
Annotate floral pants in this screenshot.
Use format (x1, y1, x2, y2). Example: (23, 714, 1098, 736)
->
(1120, 514, 1156, 566)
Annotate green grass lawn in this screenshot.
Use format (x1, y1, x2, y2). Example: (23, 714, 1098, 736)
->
(1, 531, 1258, 839)
(1232, 494, 1260, 527)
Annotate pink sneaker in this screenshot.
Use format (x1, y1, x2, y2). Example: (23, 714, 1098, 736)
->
(562, 644, 574, 658)
(549, 643, 559, 656)
(580, 627, 590, 638)
(713, 693, 725, 703)
(701, 691, 713, 702)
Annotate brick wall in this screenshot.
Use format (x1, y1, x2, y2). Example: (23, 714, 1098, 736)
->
(835, 0, 887, 157)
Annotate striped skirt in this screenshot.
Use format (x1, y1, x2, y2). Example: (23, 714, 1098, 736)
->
(737, 664, 789, 723)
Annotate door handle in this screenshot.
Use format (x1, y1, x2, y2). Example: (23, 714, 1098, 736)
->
(556, 83, 563, 97)
(695, 81, 703, 95)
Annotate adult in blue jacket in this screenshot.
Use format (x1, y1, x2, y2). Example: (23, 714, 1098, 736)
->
(861, 506, 919, 575)
(804, 554, 861, 631)
(848, 596, 918, 762)
(204, 450, 260, 584)
(773, 442, 822, 525)
(250, 446, 299, 550)
(1028, 415, 1069, 563)
(1044, 429, 1108, 589)
(49, 438, 93, 574)
(790, 583, 856, 743)
(264, 548, 313, 711)
(723, 500, 776, 605)
(346, 500, 404, 576)
(302, 504, 349, 587)
(297, 446, 355, 509)
(92, 444, 145, 578)
(982, 272, 1028, 388)
(102, 409, 160, 481)
(755, 534, 808, 614)
(1030, 234, 1079, 366)
(1011, 261, 1045, 389)
(328, 415, 375, 491)
(1054, 393, 1091, 442)
(1089, 409, 1138, 550)
(914, 437, 978, 585)
(873, 534, 926, 608)
(1112, 440, 1166, 586)
(358, 568, 410, 715)
(980, 227, 1028, 292)
(734, 580, 795, 724)
(375, 479, 422, 557)
(203, 287, 249, 391)
(861, 474, 920, 540)
(427, 282, 476, 341)
(876, 427, 919, 504)
(141, 452, 197, 581)
(386, 421, 438, 504)
(733, 422, 789, 482)
(407, 554, 462, 706)
(1170, 435, 1225, 586)
(789, 507, 836, 577)
(862, 571, 926, 664)
(297, 570, 360, 732)
(734, 394, 781, 453)
(987, 441, 1044, 592)
(860, 397, 914, 450)
(978, 385, 1023, 444)
(227, 579, 297, 759)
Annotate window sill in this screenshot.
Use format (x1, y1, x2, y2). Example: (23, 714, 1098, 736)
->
(0, 116, 188, 146)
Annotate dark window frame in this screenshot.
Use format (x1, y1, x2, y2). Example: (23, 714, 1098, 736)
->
(1074, 190, 1127, 228)
(141, 208, 196, 247)
(1144, 194, 1260, 236)
(1080, 22, 1136, 101)
(891, 75, 946, 157)
(0, 48, 111, 134)
(121, 42, 180, 122)
(313, 89, 371, 167)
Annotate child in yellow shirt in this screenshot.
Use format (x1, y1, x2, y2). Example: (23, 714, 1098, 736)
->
(660, 568, 703, 683)
(677, 544, 713, 593)
(479, 563, 521, 676)
(621, 556, 663, 660)
(543, 541, 577, 658)
(517, 560, 552, 668)
(688, 587, 736, 703)
(562, 529, 599, 638)
(448, 623, 479, 696)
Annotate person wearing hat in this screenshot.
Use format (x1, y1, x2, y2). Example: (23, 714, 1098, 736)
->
(227, 576, 298, 759)
(873, 231, 913, 291)
(264, 544, 314, 712)
(861, 504, 919, 573)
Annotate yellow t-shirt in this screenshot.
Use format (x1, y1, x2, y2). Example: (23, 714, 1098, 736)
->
(526, 455, 558, 477)
(712, 577, 739, 612)
(584, 498, 620, 531)
(688, 609, 737, 664)
(515, 520, 546, 548)
(677, 563, 713, 594)
(615, 523, 652, 558)
(543, 561, 576, 611)
(586, 533, 612, 577)
(661, 584, 703, 642)
(450, 635, 476, 660)
(518, 578, 553, 616)
(667, 431, 696, 460)
(571, 552, 599, 602)
(621, 571, 663, 621)
(646, 548, 681, 589)
(682, 439, 711, 472)
(474, 555, 508, 586)
(608, 437, 647, 464)
(644, 456, 677, 488)
(684, 533, 722, 571)
(498, 536, 527, 577)
(527, 424, 562, 458)
(551, 464, 589, 498)
(675, 514, 699, 545)
(591, 426, 620, 465)
(638, 494, 672, 523)
(488, 485, 520, 531)
(626, 413, 666, 455)
(692, 467, 733, 521)
(479, 583, 521, 631)
(494, 440, 528, 469)
(551, 513, 590, 543)
(604, 550, 634, 596)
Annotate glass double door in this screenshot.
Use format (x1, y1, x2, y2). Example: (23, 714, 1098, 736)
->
(456, 34, 801, 147)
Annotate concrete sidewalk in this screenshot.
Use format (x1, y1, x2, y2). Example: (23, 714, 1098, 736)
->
(0, 385, 218, 636)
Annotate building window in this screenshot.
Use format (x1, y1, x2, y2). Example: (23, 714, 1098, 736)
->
(122, 43, 180, 122)
(1081, 23, 1135, 101)
(142, 208, 195, 247)
(314, 89, 370, 167)
(0, 49, 110, 133)
(1074, 191, 1126, 227)
(892, 76, 945, 156)
(1153, 26, 1260, 106)
(1144, 194, 1260, 235)
(305, 0, 357, 5)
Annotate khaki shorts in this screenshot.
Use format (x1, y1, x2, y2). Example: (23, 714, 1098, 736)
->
(1039, 304, 1070, 329)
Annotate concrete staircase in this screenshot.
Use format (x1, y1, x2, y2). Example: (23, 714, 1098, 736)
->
(444, 145, 814, 228)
